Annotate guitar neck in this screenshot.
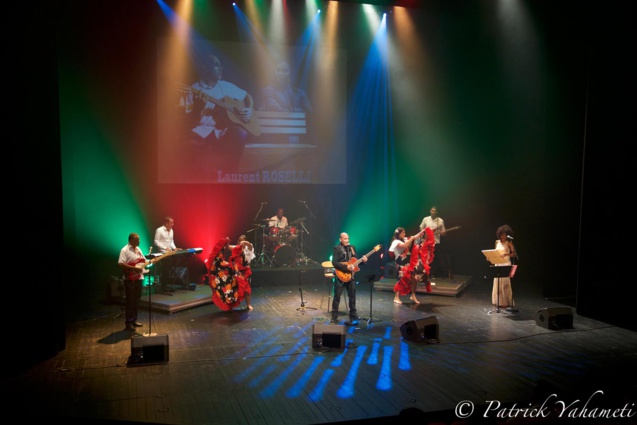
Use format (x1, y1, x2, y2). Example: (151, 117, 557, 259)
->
(354, 248, 377, 264)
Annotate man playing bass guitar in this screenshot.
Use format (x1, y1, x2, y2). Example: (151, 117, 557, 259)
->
(331, 232, 368, 325)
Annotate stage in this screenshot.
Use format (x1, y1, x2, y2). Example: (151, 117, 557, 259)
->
(11, 273, 637, 425)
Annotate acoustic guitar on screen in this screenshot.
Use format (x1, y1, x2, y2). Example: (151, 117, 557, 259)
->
(334, 244, 381, 283)
(177, 83, 261, 137)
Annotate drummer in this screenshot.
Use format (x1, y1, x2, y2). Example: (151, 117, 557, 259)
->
(268, 207, 288, 232)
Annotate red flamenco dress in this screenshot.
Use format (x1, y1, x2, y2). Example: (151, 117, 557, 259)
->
(393, 227, 436, 296)
(206, 238, 253, 311)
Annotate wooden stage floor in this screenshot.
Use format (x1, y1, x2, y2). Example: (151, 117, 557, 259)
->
(3, 274, 636, 425)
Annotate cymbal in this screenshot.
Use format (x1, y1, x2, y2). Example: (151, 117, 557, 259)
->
(258, 218, 272, 222)
(291, 217, 307, 225)
(251, 223, 266, 227)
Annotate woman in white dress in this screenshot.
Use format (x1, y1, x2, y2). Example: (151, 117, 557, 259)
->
(492, 224, 517, 309)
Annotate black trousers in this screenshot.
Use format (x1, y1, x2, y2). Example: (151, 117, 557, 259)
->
(430, 242, 448, 278)
(124, 278, 143, 325)
(332, 279, 356, 319)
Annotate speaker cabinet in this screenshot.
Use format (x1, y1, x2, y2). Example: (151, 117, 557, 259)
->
(535, 307, 574, 330)
(400, 317, 440, 343)
(130, 334, 169, 364)
(312, 324, 346, 349)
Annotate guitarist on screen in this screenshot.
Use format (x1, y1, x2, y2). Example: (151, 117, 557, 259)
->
(117, 232, 147, 332)
(180, 54, 257, 173)
(330, 232, 368, 326)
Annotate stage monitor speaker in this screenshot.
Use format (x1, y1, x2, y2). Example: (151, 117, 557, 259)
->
(312, 324, 346, 349)
(400, 316, 440, 343)
(535, 307, 573, 330)
(130, 334, 169, 364)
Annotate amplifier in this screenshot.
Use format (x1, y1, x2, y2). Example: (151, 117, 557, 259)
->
(400, 316, 440, 343)
(129, 334, 169, 364)
(535, 307, 573, 330)
(312, 324, 346, 349)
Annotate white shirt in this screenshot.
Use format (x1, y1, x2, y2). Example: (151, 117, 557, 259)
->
(389, 238, 407, 257)
(154, 226, 176, 252)
(243, 244, 255, 263)
(419, 216, 446, 244)
(118, 244, 146, 281)
(186, 80, 248, 139)
(269, 216, 288, 229)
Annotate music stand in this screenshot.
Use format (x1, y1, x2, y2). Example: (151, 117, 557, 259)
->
(482, 249, 512, 315)
(142, 261, 156, 337)
(358, 253, 383, 325)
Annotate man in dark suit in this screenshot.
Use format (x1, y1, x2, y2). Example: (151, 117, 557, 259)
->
(331, 232, 367, 325)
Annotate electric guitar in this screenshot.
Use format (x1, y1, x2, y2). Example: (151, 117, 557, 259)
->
(398, 226, 462, 261)
(334, 244, 381, 283)
(178, 83, 261, 136)
(442, 225, 462, 234)
(124, 250, 177, 280)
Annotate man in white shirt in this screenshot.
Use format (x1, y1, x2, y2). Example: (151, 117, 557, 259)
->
(154, 216, 177, 253)
(419, 206, 447, 278)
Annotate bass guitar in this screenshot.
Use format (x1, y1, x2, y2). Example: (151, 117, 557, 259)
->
(334, 244, 381, 283)
(178, 83, 261, 136)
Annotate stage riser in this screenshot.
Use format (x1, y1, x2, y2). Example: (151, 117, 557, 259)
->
(374, 276, 472, 297)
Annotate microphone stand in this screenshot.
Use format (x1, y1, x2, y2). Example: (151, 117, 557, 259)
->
(300, 201, 317, 219)
(299, 221, 311, 265)
(296, 270, 317, 313)
(253, 203, 266, 223)
(143, 263, 156, 337)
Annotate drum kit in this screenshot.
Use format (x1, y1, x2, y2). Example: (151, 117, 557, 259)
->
(251, 217, 309, 267)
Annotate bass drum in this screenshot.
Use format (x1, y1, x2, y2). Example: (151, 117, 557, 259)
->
(273, 244, 297, 267)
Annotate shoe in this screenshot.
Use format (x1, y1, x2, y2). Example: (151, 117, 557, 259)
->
(350, 316, 363, 321)
(133, 322, 143, 327)
(330, 317, 338, 324)
(125, 324, 136, 331)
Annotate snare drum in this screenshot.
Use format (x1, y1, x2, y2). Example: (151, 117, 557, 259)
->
(273, 244, 297, 267)
(286, 226, 298, 242)
(267, 226, 281, 242)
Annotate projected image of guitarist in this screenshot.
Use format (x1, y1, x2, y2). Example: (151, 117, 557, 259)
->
(180, 54, 258, 172)
(331, 233, 377, 326)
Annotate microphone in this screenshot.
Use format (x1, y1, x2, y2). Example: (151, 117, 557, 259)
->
(148, 246, 153, 255)
(298, 200, 306, 203)
(507, 235, 514, 240)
